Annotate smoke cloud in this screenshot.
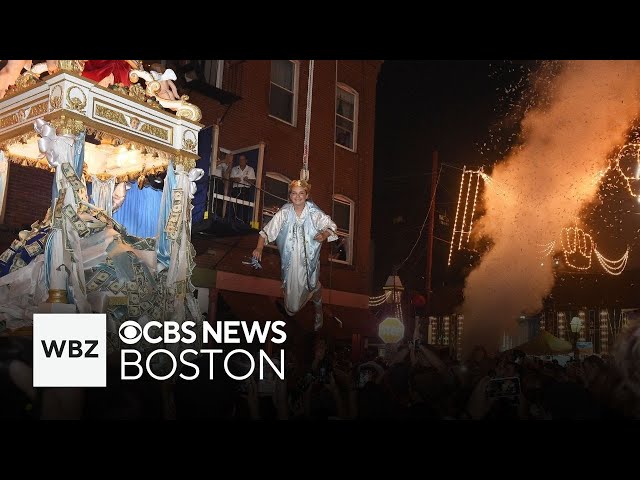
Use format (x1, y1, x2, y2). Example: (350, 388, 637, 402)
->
(462, 60, 640, 350)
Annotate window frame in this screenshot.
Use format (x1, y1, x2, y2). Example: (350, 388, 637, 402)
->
(268, 60, 299, 126)
(329, 194, 354, 265)
(203, 60, 224, 88)
(335, 83, 359, 152)
(261, 172, 291, 248)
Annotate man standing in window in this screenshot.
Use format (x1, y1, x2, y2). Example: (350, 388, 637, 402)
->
(229, 154, 256, 223)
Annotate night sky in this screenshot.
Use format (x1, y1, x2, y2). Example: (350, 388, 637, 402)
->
(371, 60, 640, 309)
(373, 60, 501, 296)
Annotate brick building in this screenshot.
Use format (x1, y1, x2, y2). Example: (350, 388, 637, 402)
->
(0, 60, 383, 349)
(174, 60, 383, 343)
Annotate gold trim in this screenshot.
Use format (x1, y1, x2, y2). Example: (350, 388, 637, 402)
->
(14, 72, 39, 90)
(97, 73, 203, 128)
(58, 60, 84, 73)
(93, 164, 167, 184)
(66, 86, 87, 112)
(0, 100, 47, 129)
(3, 149, 169, 184)
(50, 85, 63, 110)
(0, 110, 199, 161)
(27, 101, 49, 119)
(94, 99, 174, 144)
(95, 104, 128, 127)
(140, 122, 169, 141)
(182, 130, 197, 152)
(0, 93, 50, 117)
(174, 155, 196, 171)
(129, 117, 140, 130)
(3, 152, 54, 171)
(47, 289, 69, 304)
(51, 115, 85, 136)
(0, 112, 20, 129)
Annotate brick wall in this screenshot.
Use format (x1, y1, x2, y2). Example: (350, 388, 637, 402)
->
(0, 60, 383, 297)
(190, 60, 382, 295)
(3, 163, 53, 229)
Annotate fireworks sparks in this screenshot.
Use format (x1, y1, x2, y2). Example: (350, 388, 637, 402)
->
(458, 60, 640, 341)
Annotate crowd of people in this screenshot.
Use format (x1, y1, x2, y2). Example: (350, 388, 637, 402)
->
(170, 321, 640, 420)
(1, 318, 640, 420)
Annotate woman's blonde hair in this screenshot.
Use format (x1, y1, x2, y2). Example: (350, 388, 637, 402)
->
(288, 179, 311, 194)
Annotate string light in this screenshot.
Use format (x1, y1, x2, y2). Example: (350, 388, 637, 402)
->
(467, 170, 482, 242)
(448, 167, 484, 265)
(538, 240, 556, 258)
(557, 220, 629, 275)
(599, 310, 609, 354)
(442, 315, 450, 345)
(429, 316, 438, 345)
(561, 224, 593, 270)
(368, 291, 391, 307)
(557, 312, 566, 339)
(458, 169, 474, 249)
(607, 142, 640, 199)
(594, 246, 628, 275)
(578, 310, 587, 342)
(448, 166, 466, 265)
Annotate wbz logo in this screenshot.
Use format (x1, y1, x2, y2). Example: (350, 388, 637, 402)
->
(41, 339, 99, 358)
(33, 314, 106, 387)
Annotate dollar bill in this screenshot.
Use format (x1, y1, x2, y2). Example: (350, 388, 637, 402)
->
(86, 269, 111, 292)
(0, 248, 15, 264)
(10, 255, 26, 272)
(63, 204, 90, 237)
(61, 163, 85, 192)
(108, 296, 128, 307)
(129, 292, 140, 305)
(108, 280, 123, 295)
(175, 280, 186, 296)
(24, 241, 43, 258)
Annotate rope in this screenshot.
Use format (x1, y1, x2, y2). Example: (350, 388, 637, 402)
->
(300, 60, 314, 182)
(395, 164, 443, 273)
(327, 60, 338, 319)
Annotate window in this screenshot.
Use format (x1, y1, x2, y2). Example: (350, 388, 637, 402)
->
(330, 195, 354, 265)
(262, 172, 291, 228)
(209, 145, 263, 227)
(269, 60, 298, 125)
(335, 84, 358, 151)
(202, 60, 224, 88)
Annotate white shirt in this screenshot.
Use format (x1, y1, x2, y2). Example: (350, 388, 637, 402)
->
(230, 164, 256, 189)
(213, 162, 228, 178)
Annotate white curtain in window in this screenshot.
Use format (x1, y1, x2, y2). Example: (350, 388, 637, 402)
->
(337, 88, 355, 119)
(271, 60, 293, 90)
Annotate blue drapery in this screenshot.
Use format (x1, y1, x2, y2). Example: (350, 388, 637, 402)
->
(192, 125, 212, 224)
(156, 161, 177, 269)
(113, 182, 162, 238)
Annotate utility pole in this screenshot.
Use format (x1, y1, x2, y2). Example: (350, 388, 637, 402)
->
(425, 150, 438, 309)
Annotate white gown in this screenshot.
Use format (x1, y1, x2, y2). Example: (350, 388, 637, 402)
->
(260, 202, 337, 315)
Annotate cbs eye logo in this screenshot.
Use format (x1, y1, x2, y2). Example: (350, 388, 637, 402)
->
(119, 321, 142, 345)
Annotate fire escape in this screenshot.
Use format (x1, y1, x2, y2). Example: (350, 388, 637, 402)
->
(165, 60, 243, 106)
